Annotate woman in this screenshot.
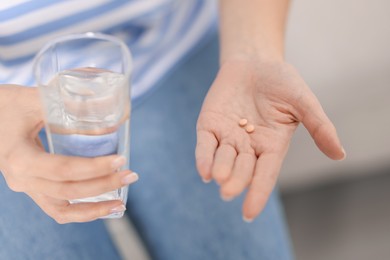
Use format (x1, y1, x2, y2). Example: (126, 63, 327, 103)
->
(0, 0, 344, 259)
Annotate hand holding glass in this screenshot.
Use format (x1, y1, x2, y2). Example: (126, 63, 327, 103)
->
(33, 33, 132, 218)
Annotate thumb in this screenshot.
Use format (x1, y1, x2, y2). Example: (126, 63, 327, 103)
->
(297, 88, 346, 160)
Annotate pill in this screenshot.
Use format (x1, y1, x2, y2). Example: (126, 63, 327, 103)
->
(245, 124, 255, 133)
(239, 118, 248, 127)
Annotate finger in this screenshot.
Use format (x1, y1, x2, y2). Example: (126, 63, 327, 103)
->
(30, 120, 44, 139)
(242, 153, 283, 222)
(195, 130, 218, 182)
(28, 193, 126, 224)
(297, 90, 345, 160)
(211, 144, 237, 185)
(220, 152, 256, 200)
(27, 171, 138, 200)
(24, 150, 127, 182)
(34, 137, 44, 150)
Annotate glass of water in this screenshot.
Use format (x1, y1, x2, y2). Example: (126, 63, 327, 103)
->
(33, 32, 132, 218)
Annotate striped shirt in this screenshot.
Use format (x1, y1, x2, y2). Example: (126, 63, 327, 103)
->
(0, 0, 218, 101)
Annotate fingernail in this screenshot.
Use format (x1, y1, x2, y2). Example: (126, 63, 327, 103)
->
(112, 156, 126, 170)
(122, 172, 139, 185)
(202, 178, 211, 184)
(243, 216, 253, 223)
(339, 147, 347, 161)
(221, 194, 234, 202)
(342, 147, 347, 158)
(110, 204, 126, 214)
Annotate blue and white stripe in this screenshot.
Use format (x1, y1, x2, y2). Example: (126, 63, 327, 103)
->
(0, 0, 218, 101)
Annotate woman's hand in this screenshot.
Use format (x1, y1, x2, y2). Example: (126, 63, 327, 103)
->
(196, 59, 345, 221)
(0, 85, 137, 223)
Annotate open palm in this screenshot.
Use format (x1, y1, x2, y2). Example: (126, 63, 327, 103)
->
(196, 60, 345, 221)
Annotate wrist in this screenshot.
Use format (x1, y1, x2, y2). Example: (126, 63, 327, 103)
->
(220, 37, 285, 66)
(219, 0, 288, 65)
(220, 45, 285, 68)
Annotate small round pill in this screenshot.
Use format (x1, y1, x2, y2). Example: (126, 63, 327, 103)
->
(239, 118, 248, 127)
(245, 124, 255, 133)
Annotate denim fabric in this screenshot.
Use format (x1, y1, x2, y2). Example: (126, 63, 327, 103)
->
(0, 34, 293, 260)
(0, 181, 121, 259)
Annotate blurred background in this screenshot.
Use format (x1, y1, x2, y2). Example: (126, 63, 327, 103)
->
(281, 0, 390, 259)
(106, 0, 390, 259)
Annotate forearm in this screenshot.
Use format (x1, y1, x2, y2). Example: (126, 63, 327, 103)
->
(219, 0, 290, 64)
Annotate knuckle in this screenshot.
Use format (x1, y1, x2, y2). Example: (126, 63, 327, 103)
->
(57, 160, 73, 180)
(111, 174, 123, 189)
(222, 183, 241, 197)
(264, 170, 278, 184)
(6, 151, 27, 176)
(215, 174, 227, 183)
(53, 214, 69, 224)
(57, 183, 78, 200)
(40, 202, 70, 224)
(49, 208, 69, 224)
(223, 186, 237, 197)
(213, 168, 229, 181)
(5, 177, 24, 192)
(97, 207, 108, 219)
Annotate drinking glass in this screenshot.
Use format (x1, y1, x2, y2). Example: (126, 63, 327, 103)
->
(33, 32, 132, 218)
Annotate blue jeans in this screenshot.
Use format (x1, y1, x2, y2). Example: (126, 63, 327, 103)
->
(0, 35, 294, 260)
